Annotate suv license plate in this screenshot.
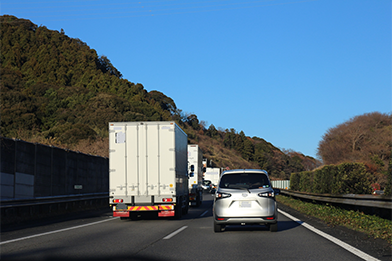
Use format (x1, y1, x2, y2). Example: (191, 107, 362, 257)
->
(240, 201, 251, 208)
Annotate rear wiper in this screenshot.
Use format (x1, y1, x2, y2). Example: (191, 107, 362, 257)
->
(229, 186, 251, 193)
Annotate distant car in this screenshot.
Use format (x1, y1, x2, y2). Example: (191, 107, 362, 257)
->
(202, 180, 212, 191)
(213, 169, 280, 232)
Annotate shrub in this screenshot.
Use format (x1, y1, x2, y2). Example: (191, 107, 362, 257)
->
(299, 171, 313, 193)
(290, 172, 300, 191)
(313, 165, 338, 194)
(332, 163, 373, 194)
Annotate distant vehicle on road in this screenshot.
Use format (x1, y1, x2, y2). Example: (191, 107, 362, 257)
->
(213, 169, 280, 232)
(202, 180, 212, 191)
(188, 144, 204, 207)
(109, 121, 189, 220)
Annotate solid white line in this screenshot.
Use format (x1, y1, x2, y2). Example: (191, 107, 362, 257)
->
(200, 210, 208, 217)
(0, 217, 119, 245)
(278, 209, 381, 261)
(163, 226, 188, 240)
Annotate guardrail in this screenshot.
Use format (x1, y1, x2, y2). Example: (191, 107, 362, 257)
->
(1, 193, 110, 227)
(279, 189, 392, 219)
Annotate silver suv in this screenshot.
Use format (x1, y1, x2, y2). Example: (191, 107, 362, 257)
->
(213, 169, 279, 232)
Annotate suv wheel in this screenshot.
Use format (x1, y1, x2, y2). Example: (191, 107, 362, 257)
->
(213, 221, 223, 232)
(269, 222, 278, 232)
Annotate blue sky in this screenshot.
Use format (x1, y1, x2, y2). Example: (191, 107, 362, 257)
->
(1, 0, 391, 159)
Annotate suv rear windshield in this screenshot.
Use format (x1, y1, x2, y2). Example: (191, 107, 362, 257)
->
(219, 173, 271, 190)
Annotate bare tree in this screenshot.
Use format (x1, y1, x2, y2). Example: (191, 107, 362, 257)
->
(317, 112, 392, 172)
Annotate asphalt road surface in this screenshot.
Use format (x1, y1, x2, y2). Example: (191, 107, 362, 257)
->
(1, 193, 391, 261)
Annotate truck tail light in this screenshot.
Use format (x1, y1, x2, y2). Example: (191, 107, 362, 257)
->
(162, 198, 173, 202)
(113, 199, 123, 203)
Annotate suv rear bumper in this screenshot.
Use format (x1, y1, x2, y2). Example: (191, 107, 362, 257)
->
(214, 216, 277, 225)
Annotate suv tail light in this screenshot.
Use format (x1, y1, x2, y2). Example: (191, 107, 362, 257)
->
(216, 192, 231, 199)
(258, 191, 274, 198)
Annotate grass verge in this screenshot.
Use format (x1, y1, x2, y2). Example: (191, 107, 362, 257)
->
(276, 195, 392, 244)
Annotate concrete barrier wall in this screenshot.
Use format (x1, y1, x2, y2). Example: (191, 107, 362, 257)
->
(1, 137, 109, 200)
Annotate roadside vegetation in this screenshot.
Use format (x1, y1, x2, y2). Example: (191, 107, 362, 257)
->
(276, 195, 392, 245)
(316, 112, 391, 194)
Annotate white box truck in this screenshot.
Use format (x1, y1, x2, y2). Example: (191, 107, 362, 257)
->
(109, 121, 189, 219)
(188, 144, 203, 207)
(204, 167, 221, 187)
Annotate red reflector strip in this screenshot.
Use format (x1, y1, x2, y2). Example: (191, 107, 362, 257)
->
(128, 206, 158, 211)
(125, 205, 174, 211)
(266, 217, 274, 220)
(217, 218, 225, 221)
(159, 205, 174, 210)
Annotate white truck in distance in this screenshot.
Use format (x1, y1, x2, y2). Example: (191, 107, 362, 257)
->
(109, 121, 189, 219)
(188, 144, 203, 207)
(204, 167, 221, 187)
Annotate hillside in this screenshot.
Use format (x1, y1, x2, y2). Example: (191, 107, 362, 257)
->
(0, 15, 321, 179)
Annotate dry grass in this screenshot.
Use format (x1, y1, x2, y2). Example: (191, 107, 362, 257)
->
(189, 133, 259, 170)
(15, 126, 259, 167)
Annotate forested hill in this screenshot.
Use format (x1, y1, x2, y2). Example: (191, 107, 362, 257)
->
(0, 15, 320, 179)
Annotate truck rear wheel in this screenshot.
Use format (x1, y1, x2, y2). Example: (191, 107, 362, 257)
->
(195, 191, 201, 207)
(182, 197, 189, 215)
(175, 196, 183, 219)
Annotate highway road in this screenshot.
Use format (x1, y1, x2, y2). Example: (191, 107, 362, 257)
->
(1, 194, 390, 261)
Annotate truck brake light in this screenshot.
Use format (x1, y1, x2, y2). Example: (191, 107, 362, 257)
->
(113, 199, 123, 203)
(162, 198, 173, 202)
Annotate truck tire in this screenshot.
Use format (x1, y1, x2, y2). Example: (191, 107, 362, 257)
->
(175, 196, 183, 219)
(182, 197, 189, 215)
(195, 195, 201, 207)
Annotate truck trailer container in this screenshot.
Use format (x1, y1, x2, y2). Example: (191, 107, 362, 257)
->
(204, 167, 221, 187)
(188, 144, 203, 207)
(109, 121, 189, 219)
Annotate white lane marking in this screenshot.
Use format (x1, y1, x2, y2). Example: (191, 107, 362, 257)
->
(278, 209, 381, 261)
(163, 226, 188, 240)
(200, 210, 208, 217)
(0, 217, 119, 245)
